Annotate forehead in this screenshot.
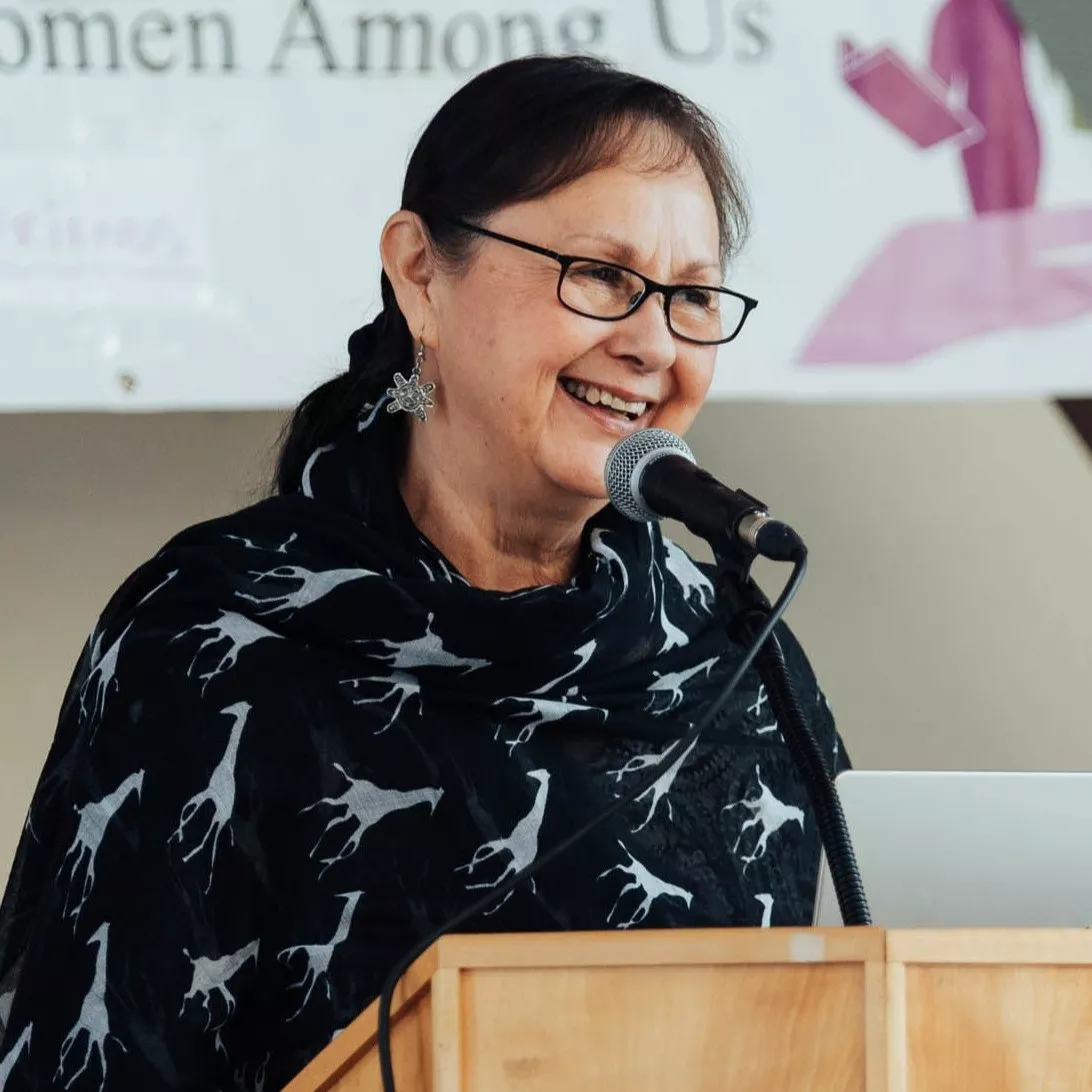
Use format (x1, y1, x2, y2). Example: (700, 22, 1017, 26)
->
(499, 157, 722, 269)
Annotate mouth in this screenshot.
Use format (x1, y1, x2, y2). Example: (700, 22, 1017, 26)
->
(558, 378, 655, 427)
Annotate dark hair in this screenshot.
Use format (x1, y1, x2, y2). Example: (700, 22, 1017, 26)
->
(274, 54, 750, 494)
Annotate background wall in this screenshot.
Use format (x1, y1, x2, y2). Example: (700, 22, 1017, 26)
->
(4, 400, 1092, 884)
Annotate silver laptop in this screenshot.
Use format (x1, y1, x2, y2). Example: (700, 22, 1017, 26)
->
(813, 770, 1092, 928)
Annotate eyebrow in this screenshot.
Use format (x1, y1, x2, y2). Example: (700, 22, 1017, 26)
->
(564, 232, 723, 282)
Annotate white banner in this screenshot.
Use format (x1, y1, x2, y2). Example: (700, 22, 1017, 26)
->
(0, 0, 1090, 409)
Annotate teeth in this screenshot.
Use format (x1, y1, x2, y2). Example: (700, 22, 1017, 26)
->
(562, 379, 648, 419)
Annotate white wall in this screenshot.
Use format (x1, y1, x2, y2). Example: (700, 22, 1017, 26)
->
(3, 401, 1092, 884)
(686, 401, 1092, 772)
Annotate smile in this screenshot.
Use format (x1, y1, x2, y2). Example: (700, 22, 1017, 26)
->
(559, 379, 649, 422)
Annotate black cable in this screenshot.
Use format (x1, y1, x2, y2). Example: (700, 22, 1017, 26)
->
(755, 632, 871, 926)
(376, 555, 809, 1092)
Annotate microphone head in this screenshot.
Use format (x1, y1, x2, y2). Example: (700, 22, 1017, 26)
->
(604, 428, 695, 522)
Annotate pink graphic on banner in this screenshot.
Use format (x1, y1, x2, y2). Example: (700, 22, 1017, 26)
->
(929, 0, 1040, 212)
(841, 39, 983, 150)
(801, 0, 1092, 366)
(803, 210, 1092, 363)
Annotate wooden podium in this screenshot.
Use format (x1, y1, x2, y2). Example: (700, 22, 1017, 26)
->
(283, 928, 1092, 1091)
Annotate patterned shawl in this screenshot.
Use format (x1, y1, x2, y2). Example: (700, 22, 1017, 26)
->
(0, 401, 845, 1091)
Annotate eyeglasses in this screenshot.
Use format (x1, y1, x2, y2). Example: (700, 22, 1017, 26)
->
(444, 217, 758, 346)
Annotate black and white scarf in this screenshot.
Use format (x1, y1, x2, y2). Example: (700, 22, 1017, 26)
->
(0, 400, 846, 1091)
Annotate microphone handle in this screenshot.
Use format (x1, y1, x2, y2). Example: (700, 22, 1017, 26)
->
(640, 453, 767, 547)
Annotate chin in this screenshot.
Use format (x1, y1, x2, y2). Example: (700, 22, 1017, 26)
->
(536, 438, 610, 501)
(551, 468, 610, 507)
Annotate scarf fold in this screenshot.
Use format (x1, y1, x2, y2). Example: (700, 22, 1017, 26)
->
(0, 404, 846, 1091)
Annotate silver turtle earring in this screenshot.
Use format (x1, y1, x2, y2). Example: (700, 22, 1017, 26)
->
(386, 341, 436, 422)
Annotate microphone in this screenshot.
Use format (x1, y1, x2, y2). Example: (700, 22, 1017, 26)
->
(604, 428, 804, 562)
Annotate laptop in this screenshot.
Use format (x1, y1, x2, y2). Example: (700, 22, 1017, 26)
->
(813, 770, 1092, 928)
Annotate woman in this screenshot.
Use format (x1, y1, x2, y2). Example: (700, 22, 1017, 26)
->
(0, 55, 845, 1091)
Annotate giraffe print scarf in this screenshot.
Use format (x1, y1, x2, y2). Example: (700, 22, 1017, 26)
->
(0, 401, 846, 1091)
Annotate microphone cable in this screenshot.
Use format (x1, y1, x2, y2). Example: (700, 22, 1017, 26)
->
(376, 551, 810, 1092)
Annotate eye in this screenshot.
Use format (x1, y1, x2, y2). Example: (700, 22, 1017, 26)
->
(677, 287, 721, 312)
(572, 262, 629, 287)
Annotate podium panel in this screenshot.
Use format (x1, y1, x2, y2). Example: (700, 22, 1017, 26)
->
(887, 931, 1092, 1092)
(283, 928, 1092, 1092)
(284, 929, 886, 1092)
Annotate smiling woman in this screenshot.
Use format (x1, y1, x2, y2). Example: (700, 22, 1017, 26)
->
(0, 55, 845, 1092)
(277, 54, 750, 589)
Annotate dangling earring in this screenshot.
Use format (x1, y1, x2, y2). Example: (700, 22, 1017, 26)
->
(386, 341, 437, 423)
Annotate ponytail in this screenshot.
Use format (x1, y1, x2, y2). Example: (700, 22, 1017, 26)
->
(274, 273, 412, 495)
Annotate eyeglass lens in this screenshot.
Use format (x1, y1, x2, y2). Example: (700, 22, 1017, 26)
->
(559, 260, 744, 344)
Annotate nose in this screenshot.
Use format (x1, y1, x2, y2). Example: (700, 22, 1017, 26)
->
(606, 290, 678, 373)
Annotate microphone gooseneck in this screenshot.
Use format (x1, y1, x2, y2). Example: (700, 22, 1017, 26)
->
(724, 577, 872, 929)
(754, 632, 871, 927)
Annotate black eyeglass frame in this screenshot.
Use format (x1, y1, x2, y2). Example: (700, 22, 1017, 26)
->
(443, 216, 758, 346)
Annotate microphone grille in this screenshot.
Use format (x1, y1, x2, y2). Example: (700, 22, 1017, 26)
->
(604, 428, 695, 522)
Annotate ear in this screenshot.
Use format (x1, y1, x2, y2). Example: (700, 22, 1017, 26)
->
(380, 211, 439, 345)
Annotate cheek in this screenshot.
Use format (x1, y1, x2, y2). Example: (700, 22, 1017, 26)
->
(484, 310, 594, 392)
(447, 293, 587, 418)
(658, 353, 715, 433)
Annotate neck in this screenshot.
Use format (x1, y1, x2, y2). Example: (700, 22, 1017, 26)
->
(398, 420, 599, 592)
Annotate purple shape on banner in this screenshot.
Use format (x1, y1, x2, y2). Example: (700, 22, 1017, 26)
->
(841, 38, 982, 150)
(930, 0, 1040, 213)
(800, 208, 1092, 364)
(801, 0, 1088, 366)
